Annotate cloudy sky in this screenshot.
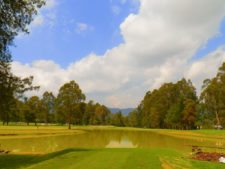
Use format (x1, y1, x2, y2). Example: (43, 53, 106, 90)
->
(11, 0, 225, 108)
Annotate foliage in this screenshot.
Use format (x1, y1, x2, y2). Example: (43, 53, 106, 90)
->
(0, 0, 43, 125)
(0, 0, 45, 60)
(40, 92, 55, 124)
(136, 78, 197, 129)
(200, 62, 225, 127)
(56, 81, 85, 129)
(111, 111, 125, 126)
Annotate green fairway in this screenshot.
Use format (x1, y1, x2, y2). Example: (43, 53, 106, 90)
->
(0, 148, 224, 169)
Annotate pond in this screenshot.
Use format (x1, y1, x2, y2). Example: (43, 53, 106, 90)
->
(0, 129, 224, 154)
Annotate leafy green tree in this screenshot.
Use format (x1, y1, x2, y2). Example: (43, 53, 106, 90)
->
(0, 0, 43, 125)
(200, 62, 225, 128)
(137, 78, 197, 129)
(111, 111, 125, 126)
(74, 102, 86, 125)
(40, 91, 55, 125)
(0, 0, 45, 59)
(82, 100, 95, 125)
(127, 109, 139, 127)
(182, 99, 197, 129)
(56, 81, 85, 129)
(92, 105, 110, 125)
(0, 75, 38, 125)
(26, 96, 40, 126)
(164, 104, 182, 129)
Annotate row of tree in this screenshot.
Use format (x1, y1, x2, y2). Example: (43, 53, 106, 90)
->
(128, 78, 198, 129)
(3, 62, 225, 130)
(10, 81, 111, 129)
(119, 62, 225, 130)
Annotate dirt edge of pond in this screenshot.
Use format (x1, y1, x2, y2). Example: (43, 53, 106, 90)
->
(192, 146, 225, 163)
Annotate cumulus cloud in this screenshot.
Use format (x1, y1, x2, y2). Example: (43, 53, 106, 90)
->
(12, 0, 225, 108)
(186, 46, 225, 92)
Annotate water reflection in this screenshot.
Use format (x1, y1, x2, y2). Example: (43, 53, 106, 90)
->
(0, 129, 224, 154)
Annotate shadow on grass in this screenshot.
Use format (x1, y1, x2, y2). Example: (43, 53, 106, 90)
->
(0, 148, 92, 169)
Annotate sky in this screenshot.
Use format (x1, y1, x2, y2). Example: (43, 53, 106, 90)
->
(11, 0, 225, 108)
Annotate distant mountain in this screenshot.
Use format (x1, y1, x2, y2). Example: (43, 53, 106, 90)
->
(109, 108, 135, 116)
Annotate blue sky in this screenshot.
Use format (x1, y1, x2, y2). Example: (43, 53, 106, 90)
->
(11, 0, 139, 67)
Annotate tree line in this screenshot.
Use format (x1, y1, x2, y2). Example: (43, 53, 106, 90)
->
(120, 62, 225, 130)
(4, 63, 225, 130)
(9, 81, 112, 129)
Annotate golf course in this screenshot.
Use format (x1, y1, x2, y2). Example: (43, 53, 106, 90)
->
(2, 1, 225, 168)
(0, 125, 225, 169)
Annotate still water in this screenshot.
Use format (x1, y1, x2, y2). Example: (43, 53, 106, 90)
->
(0, 129, 224, 154)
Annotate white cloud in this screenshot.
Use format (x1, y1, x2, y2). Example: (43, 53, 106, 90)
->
(12, 60, 69, 98)
(12, 0, 225, 108)
(186, 46, 225, 93)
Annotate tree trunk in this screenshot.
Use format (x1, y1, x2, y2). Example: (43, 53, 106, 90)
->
(68, 111, 72, 129)
(215, 110, 220, 127)
(6, 113, 9, 126)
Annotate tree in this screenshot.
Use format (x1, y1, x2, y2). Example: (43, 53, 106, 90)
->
(137, 78, 197, 129)
(200, 62, 225, 128)
(0, 0, 44, 125)
(127, 109, 139, 127)
(164, 104, 182, 129)
(74, 102, 86, 125)
(111, 111, 125, 126)
(0, 74, 38, 125)
(40, 91, 55, 125)
(182, 99, 197, 129)
(26, 96, 40, 126)
(83, 100, 95, 125)
(0, 0, 45, 59)
(93, 105, 110, 125)
(56, 81, 85, 129)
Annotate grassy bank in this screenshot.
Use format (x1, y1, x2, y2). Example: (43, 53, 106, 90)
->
(0, 126, 85, 139)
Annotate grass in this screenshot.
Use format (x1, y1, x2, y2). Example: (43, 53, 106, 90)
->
(0, 125, 85, 139)
(0, 126, 225, 168)
(0, 148, 225, 169)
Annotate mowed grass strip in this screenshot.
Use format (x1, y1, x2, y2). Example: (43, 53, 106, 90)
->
(0, 126, 85, 139)
(0, 148, 224, 169)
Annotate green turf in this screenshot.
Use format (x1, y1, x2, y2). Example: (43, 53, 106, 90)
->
(0, 148, 224, 169)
